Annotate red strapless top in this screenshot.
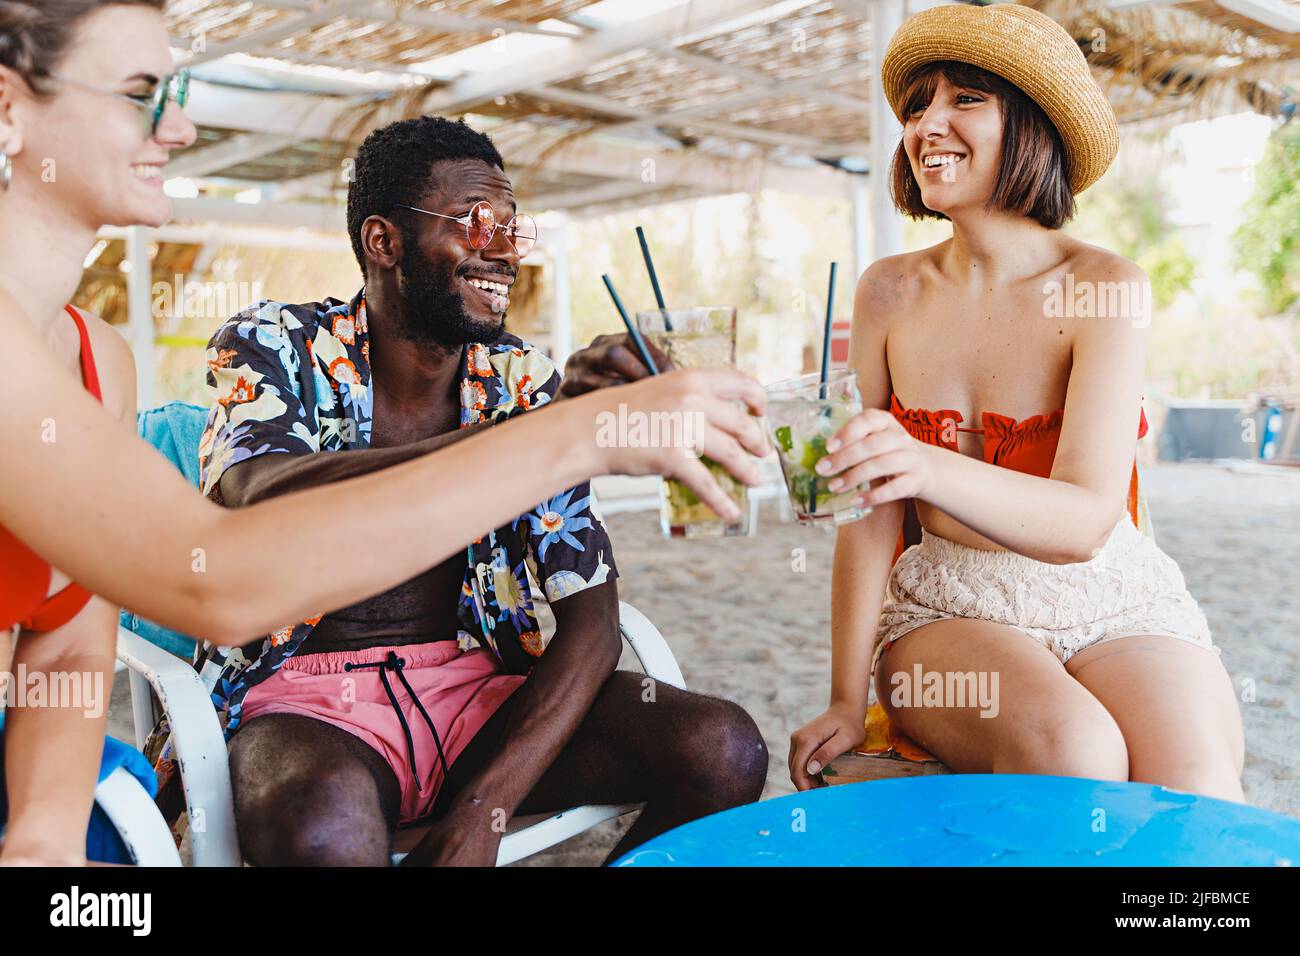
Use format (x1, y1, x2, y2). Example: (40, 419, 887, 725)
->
(888, 391, 1149, 564)
(1, 306, 102, 633)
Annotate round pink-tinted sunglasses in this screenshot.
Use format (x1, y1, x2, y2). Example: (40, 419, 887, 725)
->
(397, 200, 538, 258)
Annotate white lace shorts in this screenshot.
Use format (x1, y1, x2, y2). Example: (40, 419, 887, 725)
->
(873, 516, 1217, 672)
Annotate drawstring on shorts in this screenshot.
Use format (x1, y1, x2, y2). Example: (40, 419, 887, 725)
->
(344, 650, 451, 791)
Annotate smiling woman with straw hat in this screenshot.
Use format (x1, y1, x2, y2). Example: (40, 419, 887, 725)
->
(789, 3, 1244, 802)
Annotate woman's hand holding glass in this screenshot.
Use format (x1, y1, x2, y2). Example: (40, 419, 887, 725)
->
(588, 367, 769, 523)
(815, 408, 933, 508)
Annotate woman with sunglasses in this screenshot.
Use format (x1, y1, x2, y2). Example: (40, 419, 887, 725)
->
(0, 0, 768, 866)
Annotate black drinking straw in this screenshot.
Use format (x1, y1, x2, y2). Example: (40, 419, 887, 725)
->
(819, 261, 839, 400)
(810, 261, 840, 515)
(602, 274, 659, 375)
(635, 226, 674, 331)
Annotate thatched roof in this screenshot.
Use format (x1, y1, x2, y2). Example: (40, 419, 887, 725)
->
(1028, 1, 1299, 124)
(81, 2, 1298, 382)
(155, 0, 1297, 231)
(154, 0, 1300, 231)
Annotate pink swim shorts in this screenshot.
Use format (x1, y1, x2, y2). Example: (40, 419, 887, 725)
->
(240, 641, 525, 825)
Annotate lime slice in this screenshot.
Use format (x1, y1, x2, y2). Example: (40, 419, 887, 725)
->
(800, 434, 828, 472)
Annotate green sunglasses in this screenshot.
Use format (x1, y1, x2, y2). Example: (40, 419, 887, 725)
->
(47, 69, 191, 136)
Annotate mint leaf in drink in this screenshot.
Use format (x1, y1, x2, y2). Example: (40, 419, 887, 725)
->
(790, 472, 817, 511)
(774, 425, 793, 454)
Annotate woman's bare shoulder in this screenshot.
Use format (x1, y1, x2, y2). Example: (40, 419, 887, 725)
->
(855, 245, 941, 323)
(1056, 239, 1151, 342)
(76, 310, 138, 423)
(1061, 237, 1147, 285)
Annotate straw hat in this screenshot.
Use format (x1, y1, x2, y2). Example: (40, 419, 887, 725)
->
(880, 3, 1119, 194)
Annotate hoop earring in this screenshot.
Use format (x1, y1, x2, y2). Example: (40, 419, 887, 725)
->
(0, 150, 11, 192)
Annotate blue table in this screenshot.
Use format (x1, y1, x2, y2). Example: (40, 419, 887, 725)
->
(612, 775, 1300, 867)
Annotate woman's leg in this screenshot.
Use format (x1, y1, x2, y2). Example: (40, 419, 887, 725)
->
(0, 598, 116, 865)
(875, 619, 1129, 779)
(1065, 635, 1245, 802)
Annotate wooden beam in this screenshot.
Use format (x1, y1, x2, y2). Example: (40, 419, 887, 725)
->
(1101, 0, 1185, 10)
(870, 0, 904, 261)
(561, 185, 719, 221)
(836, 0, 968, 16)
(167, 196, 346, 231)
(188, 50, 856, 156)
(164, 132, 297, 178)
(665, 48, 873, 117)
(260, 168, 346, 203)
(182, 0, 373, 69)
(181, 80, 370, 141)
(420, 0, 782, 115)
(533, 84, 857, 153)
(231, 47, 438, 81)
(1216, 0, 1300, 33)
(250, 0, 588, 38)
(100, 221, 352, 251)
(486, 121, 852, 200)
(530, 178, 674, 211)
(182, 80, 855, 200)
(590, 59, 874, 148)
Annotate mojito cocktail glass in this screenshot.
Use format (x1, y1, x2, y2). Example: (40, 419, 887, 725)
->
(766, 368, 871, 527)
(634, 306, 749, 539)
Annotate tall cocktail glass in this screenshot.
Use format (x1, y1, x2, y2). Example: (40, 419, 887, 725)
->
(634, 306, 749, 539)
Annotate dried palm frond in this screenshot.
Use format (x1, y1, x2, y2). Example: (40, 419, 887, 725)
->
(1023, 0, 1299, 124)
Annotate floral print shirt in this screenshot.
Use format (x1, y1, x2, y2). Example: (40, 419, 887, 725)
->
(195, 289, 618, 738)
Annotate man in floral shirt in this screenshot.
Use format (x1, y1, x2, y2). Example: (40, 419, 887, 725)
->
(194, 117, 766, 867)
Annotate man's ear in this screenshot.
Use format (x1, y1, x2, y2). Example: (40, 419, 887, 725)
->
(361, 214, 401, 274)
(0, 67, 26, 157)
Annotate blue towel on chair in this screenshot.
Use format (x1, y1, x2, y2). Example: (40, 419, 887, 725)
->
(137, 401, 207, 487)
(0, 713, 159, 864)
(118, 401, 208, 659)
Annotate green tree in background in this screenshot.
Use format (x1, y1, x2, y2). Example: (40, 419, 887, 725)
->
(1233, 122, 1300, 315)
(1139, 236, 1197, 309)
(1070, 135, 1197, 308)
(1072, 161, 1167, 261)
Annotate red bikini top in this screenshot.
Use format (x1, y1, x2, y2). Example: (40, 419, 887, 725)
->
(889, 392, 1148, 471)
(888, 391, 1149, 564)
(1, 306, 102, 633)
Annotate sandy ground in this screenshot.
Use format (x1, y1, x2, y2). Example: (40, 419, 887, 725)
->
(105, 461, 1299, 865)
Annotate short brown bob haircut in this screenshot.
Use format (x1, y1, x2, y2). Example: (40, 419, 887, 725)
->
(890, 60, 1075, 229)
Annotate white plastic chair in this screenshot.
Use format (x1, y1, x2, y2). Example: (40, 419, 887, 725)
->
(114, 600, 684, 866)
(93, 765, 184, 866)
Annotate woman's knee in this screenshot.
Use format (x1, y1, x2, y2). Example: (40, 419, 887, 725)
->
(1129, 753, 1245, 802)
(996, 707, 1129, 781)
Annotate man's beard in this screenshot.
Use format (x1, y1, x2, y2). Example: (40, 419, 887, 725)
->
(394, 228, 506, 349)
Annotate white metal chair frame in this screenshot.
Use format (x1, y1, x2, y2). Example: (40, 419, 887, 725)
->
(111, 600, 684, 866)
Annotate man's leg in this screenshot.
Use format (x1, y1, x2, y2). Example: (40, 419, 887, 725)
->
(500, 671, 768, 865)
(230, 713, 402, 866)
